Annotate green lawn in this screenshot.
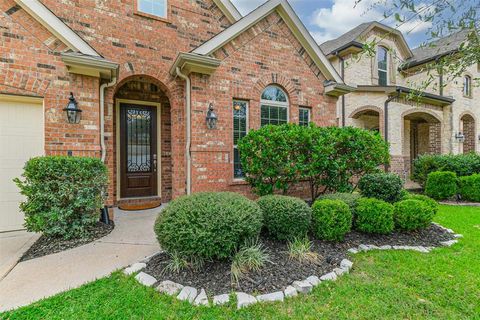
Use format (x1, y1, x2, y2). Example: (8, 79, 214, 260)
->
(2, 205, 479, 320)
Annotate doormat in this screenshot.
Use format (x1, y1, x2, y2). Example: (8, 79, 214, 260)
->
(119, 199, 162, 211)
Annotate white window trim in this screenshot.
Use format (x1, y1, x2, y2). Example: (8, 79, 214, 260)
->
(260, 86, 290, 123)
(299, 107, 311, 125)
(137, 0, 168, 19)
(233, 100, 249, 181)
(463, 75, 472, 97)
(377, 46, 389, 86)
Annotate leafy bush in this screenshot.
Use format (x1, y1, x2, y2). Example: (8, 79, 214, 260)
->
(287, 237, 319, 263)
(311, 199, 352, 241)
(425, 171, 457, 200)
(257, 195, 311, 241)
(155, 192, 262, 260)
(14, 156, 108, 239)
(394, 199, 435, 231)
(230, 240, 270, 284)
(317, 192, 361, 210)
(399, 189, 412, 200)
(458, 174, 480, 202)
(412, 153, 480, 186)
(402, 193, 439, 215)
(358, 172, 403, 203)
(354, 198, 394, 234)
(238, 124, 389, 200)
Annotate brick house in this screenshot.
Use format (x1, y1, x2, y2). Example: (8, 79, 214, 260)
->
(320, 22, 479, 180)
(0, 0, 352, 231)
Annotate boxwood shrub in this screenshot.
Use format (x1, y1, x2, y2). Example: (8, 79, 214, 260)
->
(14, 156, 108, 239)
(155, 192, 263, 260)
(458, 174, 480, 202)
(354, 198, 394, 234)
(317, 192, 361, 210)
(394, 199, 435, 231)
(358, 172, 403, 203)
(402, 193, 439, 215)
(424, 171, 457, 200)
(257, 195, 311, 241)
(311, 199, 352, 241)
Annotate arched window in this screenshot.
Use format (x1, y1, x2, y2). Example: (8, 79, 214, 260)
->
(464, 75, 472, 97)
(377, 46, 388, 86)
(260, 85, 289, 126)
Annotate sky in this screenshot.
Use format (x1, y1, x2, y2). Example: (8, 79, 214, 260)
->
(230, 0, 434, 48)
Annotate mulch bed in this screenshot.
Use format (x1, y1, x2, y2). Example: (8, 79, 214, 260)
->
(20, 222, 114, 262)
(145, 224, 455, 295)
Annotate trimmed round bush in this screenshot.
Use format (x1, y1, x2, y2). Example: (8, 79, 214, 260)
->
(403, 193, 439, 215)
(394, 199, 435, 231)
(14, 156, 108, 239)
(354, 198, 394, 234)
(399, 189, 412, 200)
(425, 171, 457, 200)
(358, 172, 403, 203)
(155, 192, 263, 260)
(257, 195, 311, 241)
(458, 174, 480, 202)
(317, 192, 361, 210)
(311, 199, 352, 241)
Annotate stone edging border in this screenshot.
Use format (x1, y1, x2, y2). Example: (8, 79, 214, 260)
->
(123, 223, 462, 309)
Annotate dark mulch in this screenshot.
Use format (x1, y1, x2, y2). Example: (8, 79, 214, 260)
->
(20, 222, 114, 262)
(145, 224, 454, 295)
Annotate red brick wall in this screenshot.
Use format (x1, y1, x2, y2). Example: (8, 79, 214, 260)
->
(189, 12, 338, 198)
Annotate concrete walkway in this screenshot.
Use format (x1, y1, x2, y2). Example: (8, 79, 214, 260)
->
(0, 230, 40, 281)
(0, 207, 162, 312)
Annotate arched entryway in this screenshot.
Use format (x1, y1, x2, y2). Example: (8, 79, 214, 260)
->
(114, 75, 172, 202)
(460, 113, 476, 153)
(350, 106, 383, 136)
(403, 111, 442, 170)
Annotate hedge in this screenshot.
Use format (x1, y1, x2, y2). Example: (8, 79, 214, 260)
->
(358, 172, 403, 203)
(394, 199, 435, 231)
(311, 199, 352, 241)
(424, 171, 457, 200)
(354, 198, 394, 234)
(458, 174, 480, 202)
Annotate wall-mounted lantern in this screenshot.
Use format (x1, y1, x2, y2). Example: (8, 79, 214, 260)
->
(206, 103, 218, 129)
(455, 132, 465, 143)
(63, 92, 82, 124)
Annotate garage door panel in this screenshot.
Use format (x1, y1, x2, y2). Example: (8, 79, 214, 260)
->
(0, 100, 44, 232)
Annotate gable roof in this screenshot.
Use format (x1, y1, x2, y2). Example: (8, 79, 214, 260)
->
(14, 0, 100, 57)
(214, 0, 242, 22)
(192, 0, 343, 83)
(400, 30, 470, 70)
(320, 21, 412, 58)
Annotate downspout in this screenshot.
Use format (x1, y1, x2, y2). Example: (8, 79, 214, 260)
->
(335, 51, 346, 126)
(384, 90, 400, 172)
(100, 77, 117, 163)
(176, 67, 192, 195)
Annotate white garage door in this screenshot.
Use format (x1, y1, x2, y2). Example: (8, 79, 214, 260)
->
(0, 98, 44, 232)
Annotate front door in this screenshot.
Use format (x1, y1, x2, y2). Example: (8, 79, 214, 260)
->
(120, 103, 158, 198)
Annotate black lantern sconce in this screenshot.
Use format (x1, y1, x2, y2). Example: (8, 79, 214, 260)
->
(63, 92, 82, 124)
(206, 103, 218, 129)
(455, 132, 465, 143)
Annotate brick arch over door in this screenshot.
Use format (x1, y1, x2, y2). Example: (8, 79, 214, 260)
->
(349, 105, 385, 137)
(460, 112, 476, 153)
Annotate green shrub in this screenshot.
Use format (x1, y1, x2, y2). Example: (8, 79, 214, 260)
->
(14, 156, 108, 239)
(257, 195, 311, 241)
(311, 199, 352, 241)
(399, 189, 412, 200)
(458, 174, 480, 202)
(394, 199, 435, 230)
(402, 193, 439, 215)
(354, 198, 394, 234)
(154, 192, 262, 260)
(412, 153, 480, 186)
(358, 173, 403, 203)
(317, 192, 361, 210)
(425, 171, 457, 200)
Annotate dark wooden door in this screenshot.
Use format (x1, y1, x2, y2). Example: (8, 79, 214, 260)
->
(120, 103, 158, 198)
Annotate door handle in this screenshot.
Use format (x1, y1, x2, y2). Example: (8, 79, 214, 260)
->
(153, 154, 157, 172)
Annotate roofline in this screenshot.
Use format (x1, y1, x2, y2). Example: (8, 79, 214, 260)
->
(14, 0, 100, 57)
(193, 0, 343, 83)
(399, 49, 458, 71)
(356, 85, 455, 106)
(324, 40, 364, 57)
(169, 52, 221, 75)
(213, 0, 242, 22)
(362, 22, 413, 58)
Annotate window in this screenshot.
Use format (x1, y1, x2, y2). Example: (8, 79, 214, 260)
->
(464, 75, 472, 97)
(377, 46, 388, 86)
(233, 100, 248, 179)
(260, 85, 288, 126)
(137, 0, 167, 18)
(299, 107, 311, 126)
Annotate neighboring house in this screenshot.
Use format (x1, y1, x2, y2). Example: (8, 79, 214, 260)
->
(321, 21, 479, 180)
(0, 0, 351, 231)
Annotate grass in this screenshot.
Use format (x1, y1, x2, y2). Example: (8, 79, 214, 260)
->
(2, 205, 479, 319)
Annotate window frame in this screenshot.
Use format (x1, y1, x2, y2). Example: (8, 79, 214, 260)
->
(377, 46, 388, 86)
(299, 107, 311, 126)
(135, 0, 168, 20)
(463, 75, 472, 97)
(260, 85, 289, 126)
(232, 99, 249, 180)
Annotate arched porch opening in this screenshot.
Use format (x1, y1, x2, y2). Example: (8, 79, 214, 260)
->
(350, 106, 383, 136)
(460, 113, 476, 154)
